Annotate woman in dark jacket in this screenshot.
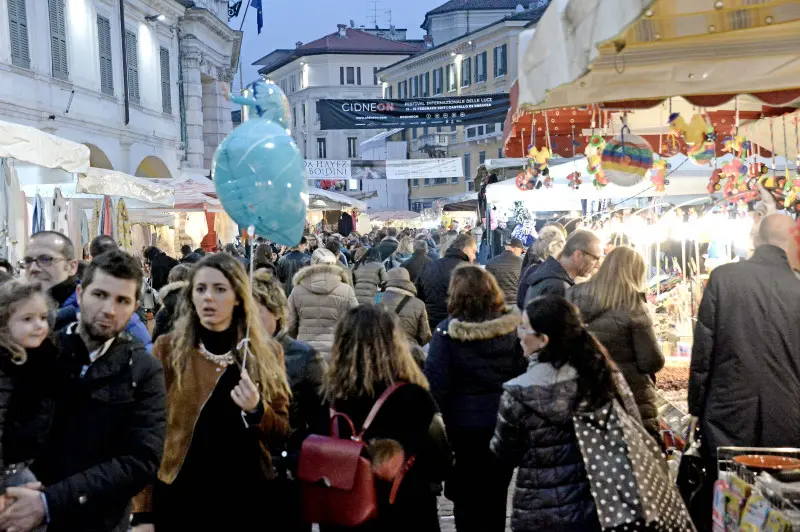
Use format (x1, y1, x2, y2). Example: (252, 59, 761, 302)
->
(252, 271, 327, 532)
(425, 265, 527, 532)
(491, 296, 617, 531)
(322, 305, 450, 532)
(151, 264, 190, 342)
(566, 246, 665, 439)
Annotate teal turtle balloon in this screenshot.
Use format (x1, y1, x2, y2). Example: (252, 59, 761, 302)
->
(213, 80, 307, 246)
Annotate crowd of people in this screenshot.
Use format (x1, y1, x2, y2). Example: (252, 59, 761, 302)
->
(0, 210, 794, 531)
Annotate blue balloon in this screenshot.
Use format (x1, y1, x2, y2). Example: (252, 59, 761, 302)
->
(212, 118, 307, 246)
(231, 79, 291, 128)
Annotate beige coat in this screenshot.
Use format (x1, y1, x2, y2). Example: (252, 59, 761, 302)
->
(380, 285, 431, 347)
(287, 264, 358, 357)
(352, 261, 387, 305)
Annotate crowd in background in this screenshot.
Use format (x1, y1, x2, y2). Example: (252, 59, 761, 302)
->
(0, 209, 794, 531)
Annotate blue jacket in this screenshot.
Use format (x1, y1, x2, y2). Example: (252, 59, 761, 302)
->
(56, 290, 153, 353)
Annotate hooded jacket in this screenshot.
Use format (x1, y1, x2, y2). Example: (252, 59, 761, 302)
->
(490, 360, 600, 531)
(418, 248, 472, 331)
(376, 236, 400, 262)
(352, 261, 388, 305)
(380, 272, 431, 346)
(523, 256, 574, 306)
(276, 250, 311, 296)
(152, 281, 188, 343)
(287, 264, 358, 357)
(566, 283, 665, 436)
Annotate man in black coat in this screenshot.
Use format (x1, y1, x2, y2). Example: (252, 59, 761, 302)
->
(418, 233, 477, 331)
(276, 236, 311, 295)
(522, 230, 601, 306)
(486, 238, 525, 306)
(376, 227, 400, 261)
(0, 251, 167, 532)
(143, 246, 179, 292)
(402, 239, 432, 285)
(690, 214, 800, 457)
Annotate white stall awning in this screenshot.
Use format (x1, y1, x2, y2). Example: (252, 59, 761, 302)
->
(307, 187, 367, 212)
(0, 119, 90, 173)
(78, 168, 174, 207)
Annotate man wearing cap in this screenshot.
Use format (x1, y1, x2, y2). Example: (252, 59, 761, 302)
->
(486, 238, 525, 306)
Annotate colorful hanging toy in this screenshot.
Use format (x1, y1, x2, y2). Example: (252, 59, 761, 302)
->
(566, 171, 582, 190)
(669, 112, 711, 146)
(584, 134, 607, 189)
(649, 159, 668, 192)
(601, 132, 654, 187)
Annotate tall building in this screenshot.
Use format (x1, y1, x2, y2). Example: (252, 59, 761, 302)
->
(0, 0, 241, 178)
(378, 1, 549, 211)
(253, 24, 422, 163)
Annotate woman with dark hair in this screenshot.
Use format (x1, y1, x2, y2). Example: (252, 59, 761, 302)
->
(424, 265, 526, 532)
(321, 304, 450, 532)
(490, 295, 617, 531)
(132, 253, 291, 531)
(352, 246, 387, 305)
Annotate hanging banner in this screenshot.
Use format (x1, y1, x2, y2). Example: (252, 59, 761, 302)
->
(316, 94, 511, 130)
(304, 159, 464, 180)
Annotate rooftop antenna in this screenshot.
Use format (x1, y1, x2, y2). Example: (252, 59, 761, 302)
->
(385, 9, 392, 27)
(366, 0, 381, 27)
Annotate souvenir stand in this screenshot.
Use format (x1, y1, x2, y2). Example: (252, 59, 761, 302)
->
(305, 187, 367, 237)
(367, 210, 423, 230)
(506, 0, 800, 525)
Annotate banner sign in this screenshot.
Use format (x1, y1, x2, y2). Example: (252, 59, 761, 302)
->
(316, 94, 511, 130)
(304, 159, 464, 180)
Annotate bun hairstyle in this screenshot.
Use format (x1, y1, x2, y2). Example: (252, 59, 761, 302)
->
(525, 295, 616, 410)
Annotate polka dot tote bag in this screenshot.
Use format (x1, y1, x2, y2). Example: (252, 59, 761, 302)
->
(573, 399, 695, 531)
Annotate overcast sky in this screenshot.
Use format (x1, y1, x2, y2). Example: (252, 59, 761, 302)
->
(228, 0, 432, 92)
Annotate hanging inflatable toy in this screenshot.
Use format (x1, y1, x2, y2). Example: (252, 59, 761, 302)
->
(707, 168, 724, 194)
(213, 80, 307, 246)
(669, 112, 711, 146)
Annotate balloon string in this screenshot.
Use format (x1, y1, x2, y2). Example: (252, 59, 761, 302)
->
(241, 225, 256, 374)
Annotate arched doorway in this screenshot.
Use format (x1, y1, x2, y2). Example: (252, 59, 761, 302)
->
(84, 143, 114, 169)
(134, 156, 172, 178)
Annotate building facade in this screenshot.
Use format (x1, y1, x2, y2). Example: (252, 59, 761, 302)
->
(0, 0, 240, 178)
(378, 2, 547, 210)
(254, 24, 422, 164)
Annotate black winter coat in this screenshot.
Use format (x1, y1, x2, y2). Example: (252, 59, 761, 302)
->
(277, 250, 311, 295)
(148, 251, 179, 292)
(566, 284, 664, 436)
(689, 245, 800, 457)
(0, 341, 58, 472)
(323, 383, 445, 532)
(402, 251, 432, 285)
(490, 360, 600, 531)
(151, 281, 187, 343)
(376, 237, 400, 262)
(417, 248, 471, 331)
(516, 259, 544, 309)
(522, 256, 574, 306)
(486, 250, 523, 306)
(32, 328, 167, 532)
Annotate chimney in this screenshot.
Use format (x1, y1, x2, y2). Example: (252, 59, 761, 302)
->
(423, 35, 433, 49)
(337, 24, 347, 38)
(295, 41, 303, 48)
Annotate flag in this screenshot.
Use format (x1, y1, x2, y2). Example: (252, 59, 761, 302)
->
(250, 0, 263, 34)
(228, 0, 242, 20)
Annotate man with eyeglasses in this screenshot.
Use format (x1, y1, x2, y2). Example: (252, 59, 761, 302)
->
(22, 231, 79, 307)
(522, 230, 602, 306)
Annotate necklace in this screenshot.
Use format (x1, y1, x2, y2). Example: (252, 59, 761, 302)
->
(198, 342, 235, 367)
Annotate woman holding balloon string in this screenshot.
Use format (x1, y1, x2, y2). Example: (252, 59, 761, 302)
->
(132, 253, 291, 531)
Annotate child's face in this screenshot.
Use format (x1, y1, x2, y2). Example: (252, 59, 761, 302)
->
(9, 295, 50, 349)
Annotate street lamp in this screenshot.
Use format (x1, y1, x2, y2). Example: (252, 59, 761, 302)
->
(145, 14, 166, 22)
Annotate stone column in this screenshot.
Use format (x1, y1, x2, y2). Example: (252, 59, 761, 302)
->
(182, 51, 205, 169)
(202, 73, 231, 169)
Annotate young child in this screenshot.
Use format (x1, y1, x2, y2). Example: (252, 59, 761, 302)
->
(0, 281, 57, 513)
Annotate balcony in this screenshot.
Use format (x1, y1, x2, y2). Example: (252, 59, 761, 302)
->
(412, 133, 450, 156)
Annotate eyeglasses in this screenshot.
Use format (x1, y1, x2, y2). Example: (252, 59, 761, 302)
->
(18, 255, 66, 269)
(580, 249, 601, 261)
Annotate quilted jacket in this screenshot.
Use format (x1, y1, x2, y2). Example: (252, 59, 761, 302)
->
(417, 248, 472, 331)
(566, 283, 665, 436)
(490, 360, 601, 532)
(380, 277, 431, 347)
(352, 261, 388, 305)
(486, 250, 523, 306)
(287, 264, 358, 357)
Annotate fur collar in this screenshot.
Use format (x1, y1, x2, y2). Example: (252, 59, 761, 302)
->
(159, 281, 188, 301)
(386, 286, 415, 298)
(447, 307, 521, 342)
(292, 263, 350, 286)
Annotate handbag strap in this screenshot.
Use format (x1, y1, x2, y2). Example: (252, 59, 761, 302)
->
(356, 383, 406, 440)
(393, 295, 412, 315)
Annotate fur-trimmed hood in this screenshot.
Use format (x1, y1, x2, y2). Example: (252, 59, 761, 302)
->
(158, 281, 188, 301)
(293, 263, 351, 295)
(447, 307, 521, 342)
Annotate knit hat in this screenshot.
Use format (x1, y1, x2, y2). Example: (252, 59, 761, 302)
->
(311, 248, 337, 265)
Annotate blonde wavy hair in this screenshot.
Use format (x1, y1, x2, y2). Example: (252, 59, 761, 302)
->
(169, 254, 291, 402)
(324, 304, 428, 402)
(585, 246, 646, 311)
(251, 271, 288, 329)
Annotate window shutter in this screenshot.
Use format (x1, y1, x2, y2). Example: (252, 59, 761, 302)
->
(125, 30, 140, 104)
(97, 16, 113, 95)
(340, 67, 344, 85)
(8, 0, 31, 69)
(160, 47, 172, 113)
(357, 67, 361, 85)
(48, 0, 69, 79)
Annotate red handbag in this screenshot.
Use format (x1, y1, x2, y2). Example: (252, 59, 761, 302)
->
(298, 383, 409, 527)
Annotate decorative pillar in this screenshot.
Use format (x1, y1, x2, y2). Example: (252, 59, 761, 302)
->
(202, 68, 232, 169)
(182, 50, 205, 169)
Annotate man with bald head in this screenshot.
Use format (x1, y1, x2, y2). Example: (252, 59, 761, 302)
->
(690, 214, 800, 498)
